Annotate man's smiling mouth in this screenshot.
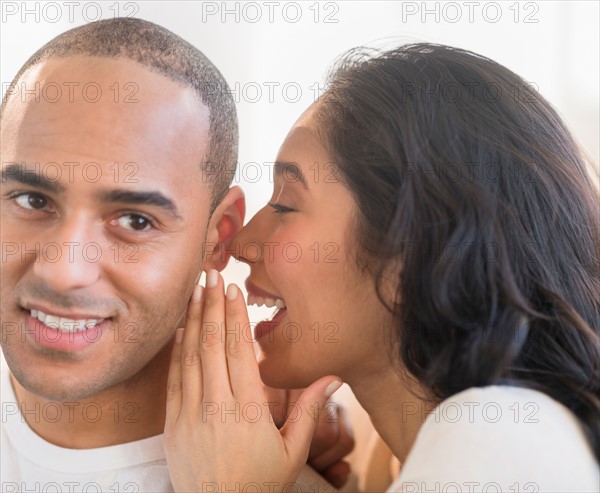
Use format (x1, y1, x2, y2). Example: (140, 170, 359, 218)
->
(29, 309, 105, 332)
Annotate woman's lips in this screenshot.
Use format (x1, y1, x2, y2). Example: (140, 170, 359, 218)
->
(245, 280, 284, 300)
(254, 307, 287, 341)
(245, 279, 286, 309)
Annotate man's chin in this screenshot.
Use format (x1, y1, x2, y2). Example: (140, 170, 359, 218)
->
(10, 371, 106, 402)
(5, 350, 117, 402)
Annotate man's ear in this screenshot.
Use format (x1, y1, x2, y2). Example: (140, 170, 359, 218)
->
(204, 186, 245, 272)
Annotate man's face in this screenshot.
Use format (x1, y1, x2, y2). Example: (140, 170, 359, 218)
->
(0, 56, 212, 401)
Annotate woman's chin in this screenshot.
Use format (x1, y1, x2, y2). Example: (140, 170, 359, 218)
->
(258, 357, 320, 390)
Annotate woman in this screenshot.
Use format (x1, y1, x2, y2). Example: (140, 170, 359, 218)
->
(164, 44, 600, 491)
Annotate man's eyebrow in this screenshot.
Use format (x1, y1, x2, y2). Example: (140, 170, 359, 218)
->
(274, 162, 308, 189)
(1, 165, 182, 219)
(98, 189, 183, 219)
(1, 163, 65, 193)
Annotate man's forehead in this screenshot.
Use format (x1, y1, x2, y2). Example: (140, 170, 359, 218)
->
(4, 57, 209, 158)
(1, 56, 213, 204)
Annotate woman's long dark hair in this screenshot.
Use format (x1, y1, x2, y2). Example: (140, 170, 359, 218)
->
(316, 44, 600, 460)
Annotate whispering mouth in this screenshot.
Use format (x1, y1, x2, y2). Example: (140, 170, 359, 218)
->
(247, 294, 286, 310)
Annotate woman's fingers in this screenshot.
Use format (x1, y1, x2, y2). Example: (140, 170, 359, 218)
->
(165, 272, 317, 490)
(200, 269, 233, 400)
(181, 284, 204, 411)
(165, 327, 185, 427)
(225, 283, 264, 400)
(280, 377, 343, 465)
(308, 405, 355, 472)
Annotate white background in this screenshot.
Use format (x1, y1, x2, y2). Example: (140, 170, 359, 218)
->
(2, 0, 599, 324)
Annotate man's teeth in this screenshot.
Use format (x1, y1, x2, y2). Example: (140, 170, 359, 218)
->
(247, 294, 286, 309)
(30, 309, 102, 332)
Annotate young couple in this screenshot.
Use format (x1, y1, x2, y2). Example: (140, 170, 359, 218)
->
(1, 17, 598, 493)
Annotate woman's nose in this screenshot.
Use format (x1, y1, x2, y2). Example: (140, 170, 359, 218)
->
(231, 206, 269, 265)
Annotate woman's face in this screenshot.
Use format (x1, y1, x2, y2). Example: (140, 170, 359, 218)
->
(233, 105, 395, 389)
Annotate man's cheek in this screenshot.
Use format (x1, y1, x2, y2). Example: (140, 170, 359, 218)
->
(0, 264, 23, 313)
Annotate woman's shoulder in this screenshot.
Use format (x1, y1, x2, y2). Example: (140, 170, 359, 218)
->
(422, 384, 584, 427)
(388, 385, 599, 493)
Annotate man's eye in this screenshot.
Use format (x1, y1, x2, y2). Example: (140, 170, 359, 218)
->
(116, 213, 153, 232)
(14, 192, 51, 211)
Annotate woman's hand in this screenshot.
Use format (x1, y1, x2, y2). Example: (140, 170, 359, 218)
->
(164, 270, 343, 492)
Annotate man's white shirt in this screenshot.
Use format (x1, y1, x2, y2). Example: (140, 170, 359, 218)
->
(1, 353, 173, 493)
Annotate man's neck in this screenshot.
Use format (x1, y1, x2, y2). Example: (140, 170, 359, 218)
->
(10, 340, 174, 449)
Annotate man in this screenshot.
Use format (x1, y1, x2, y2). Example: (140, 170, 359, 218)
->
(0, 18, 351, 491)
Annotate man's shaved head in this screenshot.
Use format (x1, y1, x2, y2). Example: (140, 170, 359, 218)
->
(2, 17, 237, 210)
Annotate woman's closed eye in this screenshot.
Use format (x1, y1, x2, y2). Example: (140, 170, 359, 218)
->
(268, 202, 295, 214)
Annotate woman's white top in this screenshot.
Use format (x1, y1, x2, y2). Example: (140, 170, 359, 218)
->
(388, 385, 599, 493)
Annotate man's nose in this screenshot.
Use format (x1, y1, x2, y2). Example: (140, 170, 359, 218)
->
(32, 216, 102, 292)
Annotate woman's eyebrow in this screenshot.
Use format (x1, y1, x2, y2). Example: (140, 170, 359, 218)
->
(274, 161, 308, 189)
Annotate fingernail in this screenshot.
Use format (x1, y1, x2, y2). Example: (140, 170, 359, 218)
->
(175, 328, 184, 344)
(206, 269, 218, 288)
(192, 284, 203, 302)
(324, 379, 343, 398)
(226, 284, 238, 301)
